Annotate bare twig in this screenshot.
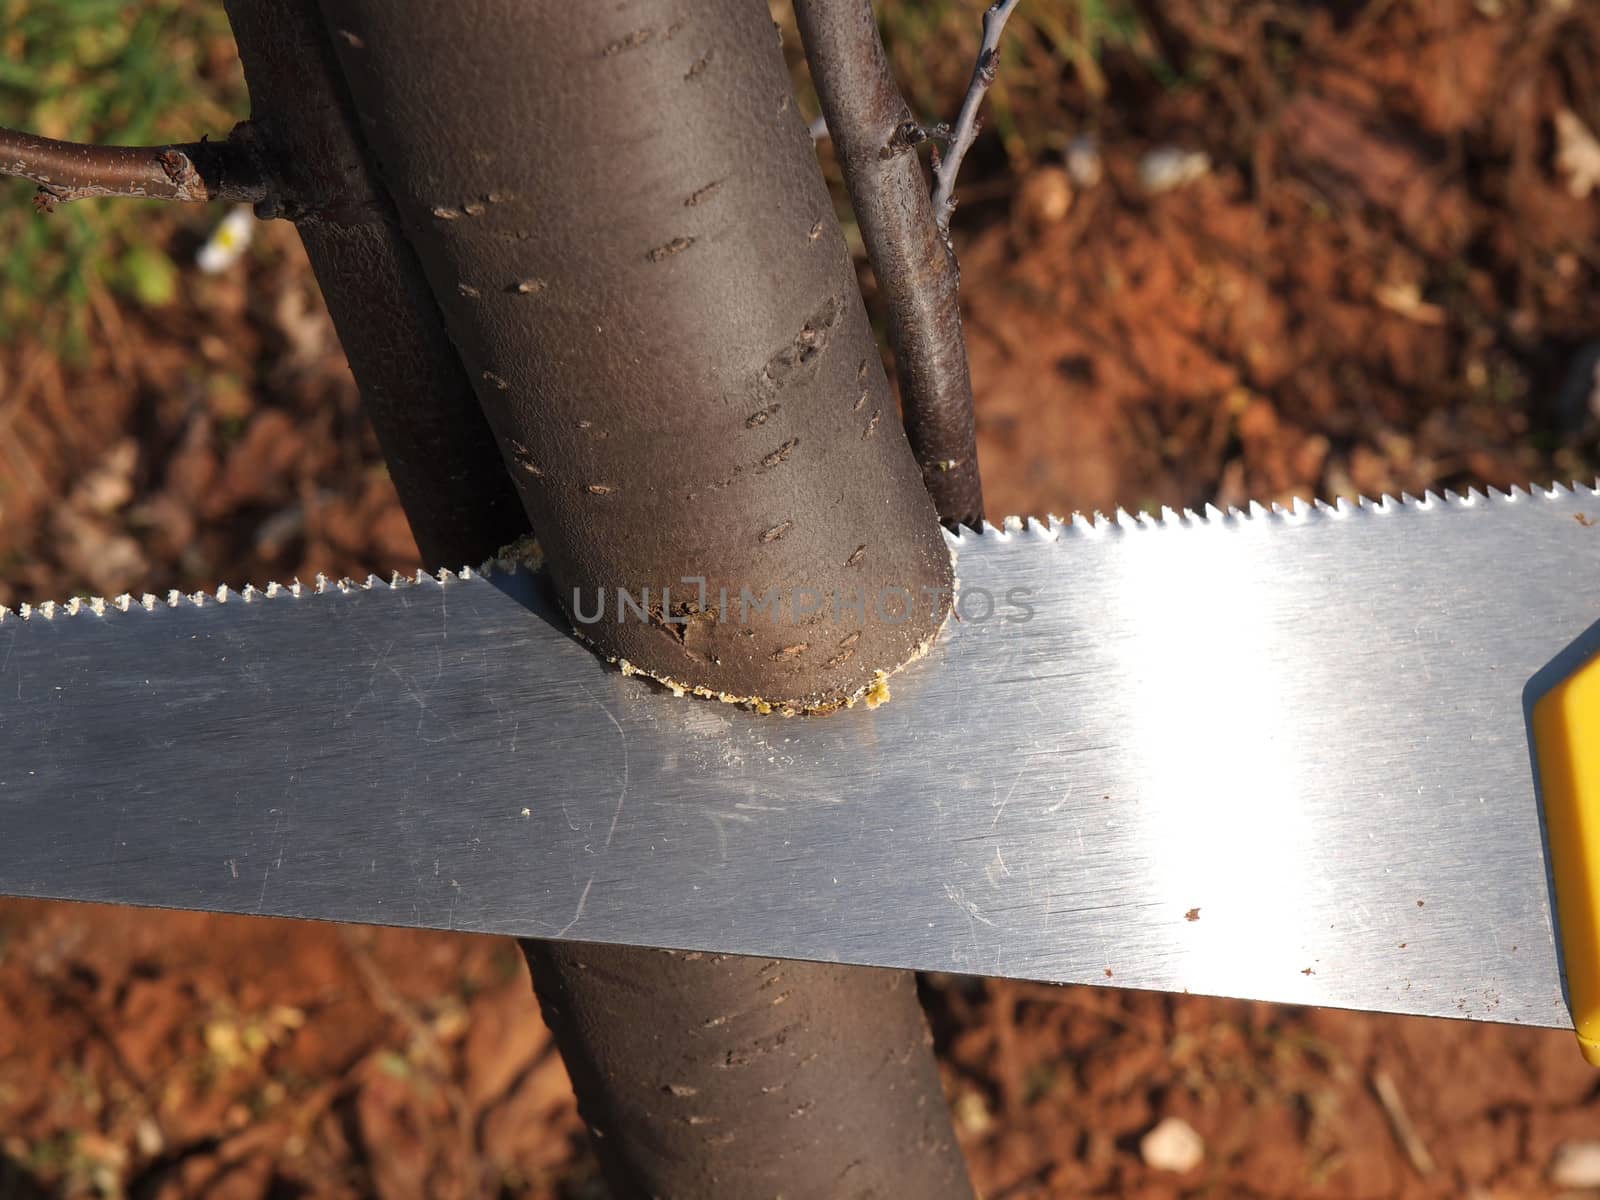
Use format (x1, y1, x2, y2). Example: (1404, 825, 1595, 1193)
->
(793, 0, 985, 527)
(931, 0, 1023, 237)
(0, 123, 274, 211)
(1371, 1069, 1436, 1178)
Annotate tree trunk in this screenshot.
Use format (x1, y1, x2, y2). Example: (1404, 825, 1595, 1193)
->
(223, 0, 973, 1194)
(315, 0, 953, 712)
(221, 0, 526, 567)
(521, 944, 971, 1198)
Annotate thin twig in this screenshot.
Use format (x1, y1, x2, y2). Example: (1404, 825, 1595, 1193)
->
(1371, 1069, 1436, 1178)
(0, 123, 274, 211)
(930, 0, 1023, 237)
(793, 0, 986, 527)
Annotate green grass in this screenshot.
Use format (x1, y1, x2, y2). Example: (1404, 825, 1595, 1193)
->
(0, 0, 246, 353)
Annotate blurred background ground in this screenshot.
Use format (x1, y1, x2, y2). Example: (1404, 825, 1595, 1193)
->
(0, 0, 1598, 1196)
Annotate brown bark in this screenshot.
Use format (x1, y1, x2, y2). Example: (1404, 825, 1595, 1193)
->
(316, 0, 953, 713)
(0, 125, 272, 208)
(221, 0, 526, 568)
(523, 944, 973, 1200)
(794, 0, 986, 528)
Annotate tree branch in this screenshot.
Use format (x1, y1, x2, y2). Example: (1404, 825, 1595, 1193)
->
(793, 0, 985, 528)
(0, 124, 274, 211)
(930, 0, 1022, 237)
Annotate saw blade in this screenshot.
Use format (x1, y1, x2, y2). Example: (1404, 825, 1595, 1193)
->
(3, 484, 1599, 1029)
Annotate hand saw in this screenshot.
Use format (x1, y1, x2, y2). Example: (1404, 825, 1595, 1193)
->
(4, 484, 1599, 1043)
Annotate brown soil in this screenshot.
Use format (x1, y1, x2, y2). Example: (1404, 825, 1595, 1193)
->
(3, 2, 1600, 1197)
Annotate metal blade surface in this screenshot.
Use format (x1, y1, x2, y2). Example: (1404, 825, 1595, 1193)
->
(3, 485, 1599, 1028)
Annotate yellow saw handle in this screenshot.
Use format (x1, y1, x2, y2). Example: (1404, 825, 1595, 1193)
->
(1535, 650, 1600, 1065)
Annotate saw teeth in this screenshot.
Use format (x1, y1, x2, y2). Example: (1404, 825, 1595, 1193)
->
(943, 476, 1600, 550)
(8, 478, 1598, 626)
(0, 570, 430, 625)
(0, 555, 507, 624)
